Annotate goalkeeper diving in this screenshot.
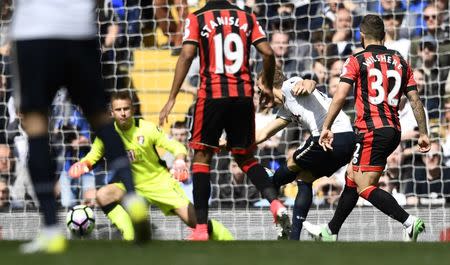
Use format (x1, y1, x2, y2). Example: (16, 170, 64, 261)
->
(69, 91, 233, 241)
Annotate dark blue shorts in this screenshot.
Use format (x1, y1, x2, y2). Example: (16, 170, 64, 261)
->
(293, 131, 357, 178)
(13, 39, 108, 116)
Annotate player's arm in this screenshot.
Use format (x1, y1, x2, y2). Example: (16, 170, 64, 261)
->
(404, 64, 430, 153)
(255, 118, 289, 145)
(155, 132, 188, 160)
(255, 41, 275, 89)
(319, 81, 351, 151)
(291, 79, 317, 96)
(250, 12, 275, 91)
(69, 137, 105, 178)
(406, 89, 431, 153)
(80, 137, 105, 165)
(159, 13, 199, 126)
(159, 43, 197, 126)
(323, 56, 358, 131)
(406, 90, 427, 136)
(255, 41, 275, 106)
(151, 125, 189, 181)
(322, 81, 352, 130)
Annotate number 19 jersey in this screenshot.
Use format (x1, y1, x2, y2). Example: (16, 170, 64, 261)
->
(183, 0, 267, 99)
(340, 45, 417, 133)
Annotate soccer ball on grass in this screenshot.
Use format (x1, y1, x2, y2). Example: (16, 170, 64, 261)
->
(66, 204, 95, 237)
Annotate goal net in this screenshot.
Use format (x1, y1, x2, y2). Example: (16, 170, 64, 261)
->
(0, 0, 449, 241)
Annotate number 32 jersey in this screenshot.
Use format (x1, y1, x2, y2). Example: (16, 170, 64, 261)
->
(340, 45, 417, 133)
(183, 0, 267, 99)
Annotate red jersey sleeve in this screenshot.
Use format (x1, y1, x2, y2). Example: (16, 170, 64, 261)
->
(182, 13, 199, 45)
(250, 13, 267, 45)
(340, 56, 360, 85)
(403, 65, 417, 93)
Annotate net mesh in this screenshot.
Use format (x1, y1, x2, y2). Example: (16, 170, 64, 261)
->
(0, 0, 449, 241)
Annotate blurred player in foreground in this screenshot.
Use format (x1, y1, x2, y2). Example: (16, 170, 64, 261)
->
(304, 14, 430, 242)
(10, 1, 149, 253)
(70, 91, 233, 241)
(255, 69, 356, 240)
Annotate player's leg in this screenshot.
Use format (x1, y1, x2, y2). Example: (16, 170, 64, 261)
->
(188, 98, 224, 240)
(271, 138, 316, 189)
(13, 39, 67, 253)
(173, 201, 197, 228)
(96, 183, 134, 241)
(189, 149, 214, 240)
(234, 153, 291, 239)
(225, 98, 290, 239)
(271, 153, 314, 240)
(172, 202, 234, 240)
(355, 128, 424, 241)
(290, 180, 313, 240)
(20, 112, 67, 253)
(66, 39, 149, 243)
(207, 219, 234, 240)
(356, 170, 424, 241)
(326, 166, 358, 235)
(300, 132, 357, 241)
(288, 135, 342, 240)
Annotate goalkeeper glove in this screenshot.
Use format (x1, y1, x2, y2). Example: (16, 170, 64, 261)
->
(68, 161, 92, 179)
(170, 159, 189, 183)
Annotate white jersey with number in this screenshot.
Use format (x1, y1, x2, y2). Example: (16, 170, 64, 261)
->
(277, 77, 353, 137)
(10, 0, 96, 40)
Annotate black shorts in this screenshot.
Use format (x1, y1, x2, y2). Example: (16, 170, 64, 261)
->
(189, 97, 255, 154)
(13, 39, 108, 116)
(293, 131, 356, 178)
(352, 127, 401, 172)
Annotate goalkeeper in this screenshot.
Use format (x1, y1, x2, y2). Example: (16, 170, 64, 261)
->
(69, 91, 233, 241)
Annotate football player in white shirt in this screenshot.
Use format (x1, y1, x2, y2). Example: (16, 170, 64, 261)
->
(11, 0, 150, 253)
(255, 69, 356, 240)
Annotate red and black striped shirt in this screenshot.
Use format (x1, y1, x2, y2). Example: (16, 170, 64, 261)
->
(340, 45, 417, 133)
(182, 0, 267, 99)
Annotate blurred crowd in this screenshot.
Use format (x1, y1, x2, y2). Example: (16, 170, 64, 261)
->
(0, 0, 449, 211)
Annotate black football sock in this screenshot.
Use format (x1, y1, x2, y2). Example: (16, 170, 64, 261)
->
(290, 181, 312, 240)
(28, 135, 57, 226)
(95, 122, 135, 193)
(245, 163, 278, 202)
(365, 188, 409, 223)
(101, 202, 119, 214)
(272, 164, 298, 189)
(192, 172, 211, 224)
(328, 184, 359, 235)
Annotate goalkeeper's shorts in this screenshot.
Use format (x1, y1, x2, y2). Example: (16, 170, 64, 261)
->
(115, 176, 190, 215)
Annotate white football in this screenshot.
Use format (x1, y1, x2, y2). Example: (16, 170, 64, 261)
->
(66, 204, 95, 237)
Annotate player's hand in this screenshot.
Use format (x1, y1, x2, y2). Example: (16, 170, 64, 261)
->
(170, 159, 189, 182)
(159, 99, 176, 126)
(68, 161, 92, 179)
(417, 134, 431, 153)
(219, 138, 227, 150)
(319, 129, 334, 151)
(259, 85, 274, 108)
(292, 80, 316, 96)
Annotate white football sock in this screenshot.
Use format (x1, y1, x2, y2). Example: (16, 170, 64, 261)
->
(403, 215, 415, 229)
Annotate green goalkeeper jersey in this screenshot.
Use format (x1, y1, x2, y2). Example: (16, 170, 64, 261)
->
(81, 119, 187, 185)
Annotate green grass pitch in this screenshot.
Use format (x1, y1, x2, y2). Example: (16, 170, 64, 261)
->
(2, 241, 449, 265)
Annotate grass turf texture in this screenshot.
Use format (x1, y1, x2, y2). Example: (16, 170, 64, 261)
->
(2, 240, 449, 265)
